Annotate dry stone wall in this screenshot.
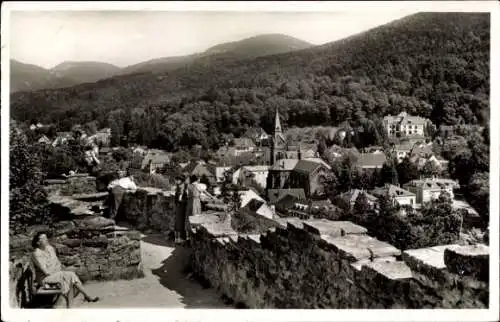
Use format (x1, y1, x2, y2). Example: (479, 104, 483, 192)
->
(189, 213, 489, 309)
(120, 187, 176, 232)
(9, 191, 144, 308)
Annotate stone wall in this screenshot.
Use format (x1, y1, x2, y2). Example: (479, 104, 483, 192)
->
(189, 213, 489, 309)
(120, 187, 176, 232)
(44, 175, 97, 196)
(9, 192, 144, 308)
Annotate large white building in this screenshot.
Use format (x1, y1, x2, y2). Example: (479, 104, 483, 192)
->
(384, 112, 428, 138)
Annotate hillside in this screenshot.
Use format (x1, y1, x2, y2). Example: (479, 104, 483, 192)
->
(119, 34, 312, 75)
(204, 34, 312, 57)
(51, 61, 121, 84)
(10, 12, 490, 152)
(10, 60, 78, 93)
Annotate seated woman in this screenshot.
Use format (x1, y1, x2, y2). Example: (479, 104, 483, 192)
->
(31, 232, 100, 308)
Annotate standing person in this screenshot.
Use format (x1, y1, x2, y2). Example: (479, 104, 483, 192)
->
(31, 232, 100, 308)
(174, 175, 188, 244)
(185, 175, 202, 241)
(83, 144, 100, 175)
(107, 169, 137, 220)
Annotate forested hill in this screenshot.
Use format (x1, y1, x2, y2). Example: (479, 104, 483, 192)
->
(11, 12, 490, 152)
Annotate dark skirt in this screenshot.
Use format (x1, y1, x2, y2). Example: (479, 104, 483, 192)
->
(175, 202, 187, 233)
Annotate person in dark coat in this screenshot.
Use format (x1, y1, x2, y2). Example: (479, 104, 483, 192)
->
(174, 175, 188, 244)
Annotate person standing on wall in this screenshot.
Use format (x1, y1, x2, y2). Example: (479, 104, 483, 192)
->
(174, 175, 188, 244)
(185, 174, 202, 242)
(107, 169, 137, 220)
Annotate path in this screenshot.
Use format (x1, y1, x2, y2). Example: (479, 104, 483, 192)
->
(74, 232, 230, 308)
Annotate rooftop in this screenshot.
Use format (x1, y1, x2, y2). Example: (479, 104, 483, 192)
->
(355, 153, 387, 168)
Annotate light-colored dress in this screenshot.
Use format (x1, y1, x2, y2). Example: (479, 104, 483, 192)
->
(186, 183, 202, 217)
(32, 245, 82, 295)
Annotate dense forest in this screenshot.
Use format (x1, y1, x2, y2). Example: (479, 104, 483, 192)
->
(11, 13, 490, 152)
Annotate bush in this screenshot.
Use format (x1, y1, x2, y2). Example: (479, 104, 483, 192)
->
(349, 192, 461, 250)
(133, 172, 171, 190)
(10, 125, 51, 234)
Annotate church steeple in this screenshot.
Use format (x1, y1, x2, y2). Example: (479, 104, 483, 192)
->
(274, 108, 282, 134)
(271, 108, 287, 165)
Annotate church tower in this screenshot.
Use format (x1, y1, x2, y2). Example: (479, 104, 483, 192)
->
(271, 108, 287, 165)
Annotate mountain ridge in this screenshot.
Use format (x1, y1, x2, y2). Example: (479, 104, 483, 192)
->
(11, 33, 313, 92)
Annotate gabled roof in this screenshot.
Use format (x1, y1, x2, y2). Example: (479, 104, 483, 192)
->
(274, 194, 301, 211)
(243, 165, 270, 172)
(271, 158, 299, 171)
(293, 160, 324, 175)
(243, 127, 269, 138)
(339, 189, 378, 204)
(404, 178, 460, 190)
(355, 153, 387, 168)
(372, 184, 415, 198)
(267, 188, 306, 204)
(233, 138, 257, 149)
(141, 151, 171, 169)
(244, 198, 266, 212)
(302, 158, 331, 170)
(384, 112, 428, 125)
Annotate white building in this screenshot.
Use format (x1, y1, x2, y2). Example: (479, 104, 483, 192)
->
(403, 178, 459, 204)
(384, 112, 428, 138)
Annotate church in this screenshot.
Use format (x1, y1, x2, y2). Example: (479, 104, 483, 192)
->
(266, 108, 330, 200)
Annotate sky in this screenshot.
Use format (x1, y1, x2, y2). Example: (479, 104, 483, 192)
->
(9, 10, 416, 69)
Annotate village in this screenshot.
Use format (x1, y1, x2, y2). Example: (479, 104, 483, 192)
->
(27, 109, 482, 235)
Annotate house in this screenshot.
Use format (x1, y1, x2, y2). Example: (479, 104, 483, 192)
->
(267, 188, 306, 204)
(238, 165, 270, 189)
(141, 149, 172, 174)
(132, 146, 148, 156)
(372, 184, 417, 207)
(274, 194, 303, 213)
(354, 153, 387, 170)
(182, 161, 216, 185)
(383, 112, 428, 138)
(439, 125, 455, 138)
(299, 143, 319, 159)
(37, 135, 51, 145)
(335, 121, 355, 142)
(52, 132, 73, 147)
(89, 128, 112, 146)
(403, 178, 459, 204)
(393, 142, 433, 163)
(289, 160, 331, 198)
(238, 189, 266, 208)
(232, 138, 257, 155)
(208, 165, 234, 183)
(337, 189, 378, 210)
(240, 198, 275, 220)
(243, 127, 270, 146)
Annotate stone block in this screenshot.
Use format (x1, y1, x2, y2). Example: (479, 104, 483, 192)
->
(52, 221, 76, 235)
(76, 216, 115, 230)
(303, 220, 367, 237)
(403, 244, 460, 272)
(444, 244, 489, 282)
(322, 234, 400, 262)
(363, 261, 413, 281)
(61, 238, 82, 248)
(82, 236, 109, 247)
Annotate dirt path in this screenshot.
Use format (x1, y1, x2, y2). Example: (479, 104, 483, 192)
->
(75, 233, 229, 308)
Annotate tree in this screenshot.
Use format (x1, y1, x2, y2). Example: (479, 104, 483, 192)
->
(354, 192, 371, 215)
(381, 159, 399, 186)
(9, 124, 51, 234)
(420, 160, 442, 178)
(467, 172, 489, 227)
(396, 157, 420, 185)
